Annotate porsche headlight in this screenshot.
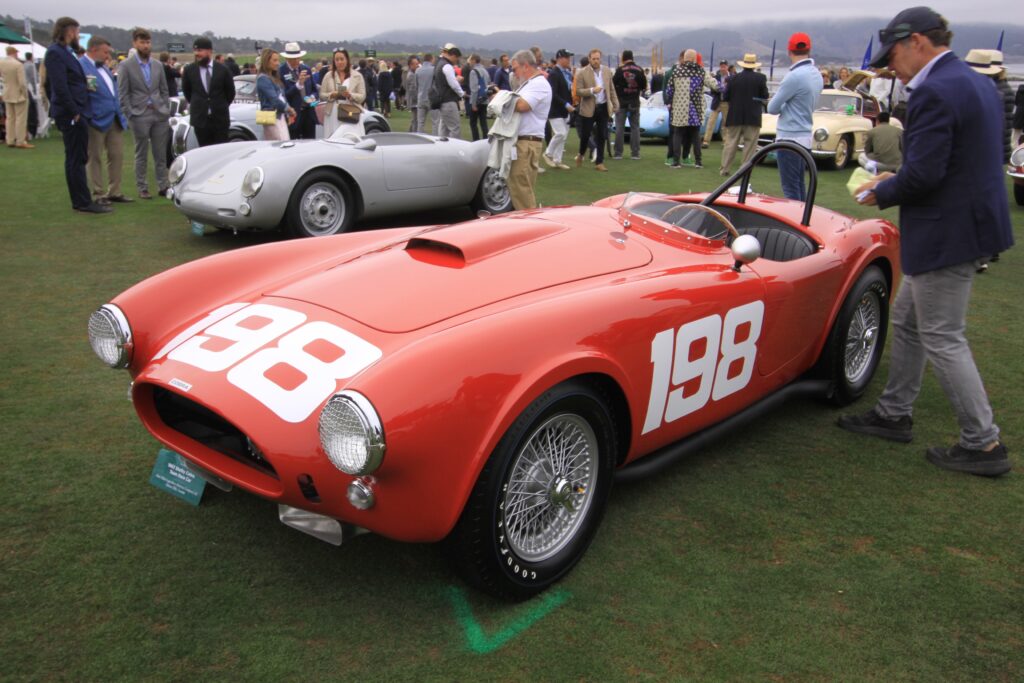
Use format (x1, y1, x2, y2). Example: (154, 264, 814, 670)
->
(241, 167, 265, 198)
(169, 156, 187, 185)
(813, 127, 829, 142)
(1010, 146, 1024, 169)
(88, 304, 132, 368)
(319, 391, 385, 476)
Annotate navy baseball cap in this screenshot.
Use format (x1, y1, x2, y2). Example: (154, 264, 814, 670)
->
(555, 49, 574, 59)
(871, 6, 946, 69)
(193, 36, 213, 50)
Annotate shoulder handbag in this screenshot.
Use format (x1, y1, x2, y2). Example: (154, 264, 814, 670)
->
(336, 103, 361, 123)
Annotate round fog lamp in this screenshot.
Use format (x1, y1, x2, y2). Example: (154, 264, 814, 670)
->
(319, 391, 385, 476)
(241, 167, 265, 198)
(347, 478, 376, 510)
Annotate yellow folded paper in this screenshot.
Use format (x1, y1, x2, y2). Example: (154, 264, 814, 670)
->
(846, 167, 875, 196)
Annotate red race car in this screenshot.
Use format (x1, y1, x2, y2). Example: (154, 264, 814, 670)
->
(89, 143, 899, 600)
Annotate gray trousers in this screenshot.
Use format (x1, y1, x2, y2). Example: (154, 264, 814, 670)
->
(408, 105, 420, 132)
(129, 110, 170, 192)
(438, 101, 461, 139)
(613, 105, 640, 157)
(417, 106, 440, 136)
(875, 261, 999, 449)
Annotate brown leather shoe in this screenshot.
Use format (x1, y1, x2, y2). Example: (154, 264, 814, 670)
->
(16, 143, 35, 149)
(139, 190, 153, 200)
(575, 154, 583, 168)
(595, 163, 608, 172)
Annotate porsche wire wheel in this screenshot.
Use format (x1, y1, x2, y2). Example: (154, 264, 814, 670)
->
(844, 287, 882, 385)
(830, 135, 851, 170)
(503, 414, 600, 562)
(819, 265, 889, 405)
(446, 380, 616, 601)
(470, 168, 512, 214)
(286, 170, 354, 238)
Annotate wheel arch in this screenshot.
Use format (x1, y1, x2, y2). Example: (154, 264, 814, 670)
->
(282, 165, 365, 227)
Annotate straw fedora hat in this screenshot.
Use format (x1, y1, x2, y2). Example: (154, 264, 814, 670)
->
(964, 49, 1000, 75)
(281, 42, 307, 59)
(737, 53, 761, 69)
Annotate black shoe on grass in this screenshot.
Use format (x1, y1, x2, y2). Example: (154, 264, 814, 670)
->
(837, 408, 913, 443)
(926, 443, 1010, 477)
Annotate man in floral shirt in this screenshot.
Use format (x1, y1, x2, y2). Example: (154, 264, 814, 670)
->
(666, 49, 718, 168)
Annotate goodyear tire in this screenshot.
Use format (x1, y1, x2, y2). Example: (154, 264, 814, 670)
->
(446, 380, 616, 601)
(285, 170, 354, 238)
(819, 265, 889, 405)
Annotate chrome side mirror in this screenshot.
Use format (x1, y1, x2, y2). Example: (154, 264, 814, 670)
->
(731, 234, 760, 271)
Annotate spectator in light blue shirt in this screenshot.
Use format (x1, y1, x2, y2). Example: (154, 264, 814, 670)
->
(767, 32, 822, 200)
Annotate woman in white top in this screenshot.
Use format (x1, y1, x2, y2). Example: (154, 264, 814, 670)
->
(319, 48, 366, 138)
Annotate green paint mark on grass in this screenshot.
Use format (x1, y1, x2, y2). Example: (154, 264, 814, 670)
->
(447, 586, 571, 654)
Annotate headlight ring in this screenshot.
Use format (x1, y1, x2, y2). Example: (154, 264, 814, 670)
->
(88, 304, 132, 368)
(169, 155, 187, 185)
(318, 391, 385, 476)
(813, 127, 829, 143)
(241, 167, 265, 198)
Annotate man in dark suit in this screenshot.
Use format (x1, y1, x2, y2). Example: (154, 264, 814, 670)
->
(720, 53, 769, 175)
(182, 37, 235, 146)
(44, 16, 110, 213)
(840, 7, 1014, 476)
(543, 49, 575, 169)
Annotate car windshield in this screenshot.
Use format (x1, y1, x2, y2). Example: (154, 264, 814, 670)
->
(617, 194, 735, 242)
(817, 94, 862, 115)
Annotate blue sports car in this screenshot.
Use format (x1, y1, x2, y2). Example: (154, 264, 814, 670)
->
(611, 92, 722, 140)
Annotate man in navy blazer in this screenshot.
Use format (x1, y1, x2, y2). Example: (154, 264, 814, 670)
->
(44, 17, 110, 213)
(279, 42, 316, 140)
(840, 7, 1014, 476)
(79, 36, 131, 204)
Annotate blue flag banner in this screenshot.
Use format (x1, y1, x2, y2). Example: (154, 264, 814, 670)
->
(861, 36, 874, 70)
(769, 40, 777, 82)
(997, 30, 1004, 51)
(709, 41, 715, 73)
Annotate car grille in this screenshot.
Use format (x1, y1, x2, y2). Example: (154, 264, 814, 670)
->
(152, 387, 278, 478)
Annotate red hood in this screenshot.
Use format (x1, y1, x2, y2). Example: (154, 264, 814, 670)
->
(268, 209, 653, 333)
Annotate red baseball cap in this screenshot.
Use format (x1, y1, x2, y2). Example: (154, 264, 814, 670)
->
(788, 32, 812, 52)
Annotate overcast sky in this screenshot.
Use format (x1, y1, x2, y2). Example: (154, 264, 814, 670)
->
(5, 2, 1019, 41)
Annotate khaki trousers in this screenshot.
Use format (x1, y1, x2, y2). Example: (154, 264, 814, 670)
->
(719, 124, 761, 173)
(4, 100, 28, 145)
(703, 103, 728, 144)
(508, 139, 542, 210)
(87, 121, 125, 198)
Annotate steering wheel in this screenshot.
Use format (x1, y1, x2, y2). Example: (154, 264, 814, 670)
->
(659, 203, 739, 242)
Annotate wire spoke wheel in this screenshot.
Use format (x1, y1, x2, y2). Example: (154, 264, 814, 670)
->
(844, 288, 881, 385)
(503, 414, 599, 563)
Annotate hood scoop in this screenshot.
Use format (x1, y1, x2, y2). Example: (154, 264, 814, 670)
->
(405, 219, 566, 267)
(269, 212, 652, 333)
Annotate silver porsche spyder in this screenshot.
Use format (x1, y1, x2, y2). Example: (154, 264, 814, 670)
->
(166, 132, 513, 237)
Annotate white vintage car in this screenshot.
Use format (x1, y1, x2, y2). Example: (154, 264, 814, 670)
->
(759, 88, 901, 170)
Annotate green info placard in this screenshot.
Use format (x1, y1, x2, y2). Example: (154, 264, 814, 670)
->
(149, 449, 206, 506)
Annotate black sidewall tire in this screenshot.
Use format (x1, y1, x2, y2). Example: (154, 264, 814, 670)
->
(447, 381, 616, 601)
(228, 129, 251, 143)
(1014, 182, 1024, 206)
(823, 265, 889, 405)
(285, 170, 354, 238)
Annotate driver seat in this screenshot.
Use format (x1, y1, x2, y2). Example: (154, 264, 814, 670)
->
(734, 226, 815, 261)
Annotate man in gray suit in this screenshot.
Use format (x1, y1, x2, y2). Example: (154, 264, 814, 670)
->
(415, 53, 438, 135)
(118, 27, 170, 198)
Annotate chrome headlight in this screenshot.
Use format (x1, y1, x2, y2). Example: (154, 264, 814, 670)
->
(241, 167, 265, 198)
(88, 304, 132, 368)
(1010, 146, 1024, 169)
(169, 156, 187, 185)
(319, 391, 385, 476)
(813, 127, 829, 142)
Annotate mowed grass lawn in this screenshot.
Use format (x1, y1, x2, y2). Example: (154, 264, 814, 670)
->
(1, 111, 1022, 682)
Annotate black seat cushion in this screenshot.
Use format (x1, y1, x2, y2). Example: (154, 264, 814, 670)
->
(735, 226, 815, 261)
